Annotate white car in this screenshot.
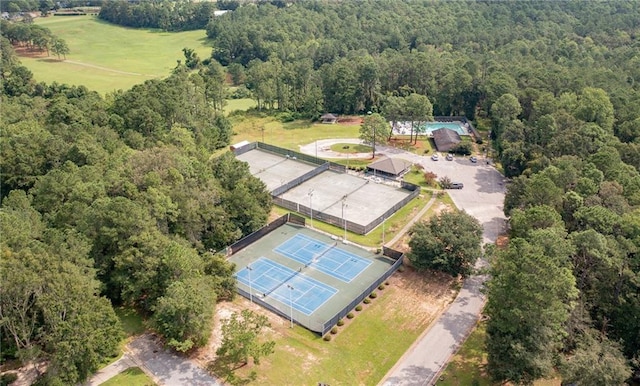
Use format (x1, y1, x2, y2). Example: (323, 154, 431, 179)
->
(431, 153, 439, 161)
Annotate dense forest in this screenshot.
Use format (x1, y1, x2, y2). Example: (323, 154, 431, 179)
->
(0, 39, 271, 384)
(2, 0, 640, 384)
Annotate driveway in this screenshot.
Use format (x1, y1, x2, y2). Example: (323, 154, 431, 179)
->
(85, 335, 222, 386)
(300, 139, 507, 386)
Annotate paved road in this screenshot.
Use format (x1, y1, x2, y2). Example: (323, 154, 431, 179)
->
(85, 335, 222, 386)
(301, 139, 507, 386)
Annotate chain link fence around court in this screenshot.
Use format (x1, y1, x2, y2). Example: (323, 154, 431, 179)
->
(233, 141, 419, 234)
(227, 214, 405, 336)
(272, 182, 419, 235)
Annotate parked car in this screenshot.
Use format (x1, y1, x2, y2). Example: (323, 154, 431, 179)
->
(450, 182, 464, 189)
(470, 156, 478, 163)
(431, 153, 439, 161)
(446, 153, 454, 161)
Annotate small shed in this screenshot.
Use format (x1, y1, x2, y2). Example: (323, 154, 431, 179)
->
(367, 156, 412, 179)
(320, 113, 338, 124)
(432, 128, 462, 152)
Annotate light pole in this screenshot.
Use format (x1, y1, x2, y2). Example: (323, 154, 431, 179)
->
(247, 265, 253, 304)
(308, 189, 314, 228)
(341, 195, 348, 242)
(382, 215, 386, 247)
(368, 111, 375, 159)
(286, 284, 294, 328)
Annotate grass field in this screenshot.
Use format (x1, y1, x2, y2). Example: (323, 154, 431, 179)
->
(224, 115, 362, 152)
(101, 367, 155, 386)
(21, 16, 212, 94)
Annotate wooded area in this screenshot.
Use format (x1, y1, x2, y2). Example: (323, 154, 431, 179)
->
(2, 0, 640, 384)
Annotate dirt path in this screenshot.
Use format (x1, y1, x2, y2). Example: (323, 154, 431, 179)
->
(63, 60, 153, 76)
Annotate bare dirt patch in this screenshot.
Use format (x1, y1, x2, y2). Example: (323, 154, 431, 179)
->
(337, 116, 363, 125)
(13, 45, 49, 59)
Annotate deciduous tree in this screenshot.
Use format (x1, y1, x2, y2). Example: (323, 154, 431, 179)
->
(408, 210, 483, 277)
(359, 112, 390, 158)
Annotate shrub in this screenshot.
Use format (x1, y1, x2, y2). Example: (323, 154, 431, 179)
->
(369, 292, 377, 299)
(398, 265, 405, 272)
(363, 298, 371, 304)
(378, 284, 385, 290)
(331, 326, 338, 334)
(423, 171, 438, 186)
(337, 319, 344, 326)
(385, 280, 390, 285)
(278, 111, 296, 123)
(355, 305, 363, 311)
(451, 142, 472, 155)
(347, 312, 354, 319)
(324, 335, 332, 341)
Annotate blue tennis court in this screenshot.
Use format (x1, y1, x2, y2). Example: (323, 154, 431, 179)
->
(235, 257, 337, 315)
(274, 234, 372, 282)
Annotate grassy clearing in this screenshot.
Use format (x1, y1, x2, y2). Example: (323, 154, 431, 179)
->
(228, 115, 360, 149)
(235, 283, 437, 385)
(97, 307, 146, 369)
(271, 190, 434, 248)
(224, 98, 257, 115)
(22, 16, 212, 94)
(115, 307, 146, 337)
(439, 323, 490, 386)
(329, 143, 371, 153)
(100, 367, 156, 386)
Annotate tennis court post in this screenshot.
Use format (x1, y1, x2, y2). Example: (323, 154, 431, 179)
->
(308, 189, 314, 228)
(286, 284, 294, 328)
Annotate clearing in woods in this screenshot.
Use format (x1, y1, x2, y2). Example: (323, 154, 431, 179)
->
(19, 15, 212, 94)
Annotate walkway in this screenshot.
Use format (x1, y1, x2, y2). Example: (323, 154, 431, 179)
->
(85, 335, 222, 386)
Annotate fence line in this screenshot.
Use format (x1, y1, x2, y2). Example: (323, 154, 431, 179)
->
(231, 141, 257, 156)
(228, 207, 406, 335)
(320, 254, 403, 336)
(271, 163, 328, 196)
(228, 214, 288, 256)
(234, 142, 419, 235)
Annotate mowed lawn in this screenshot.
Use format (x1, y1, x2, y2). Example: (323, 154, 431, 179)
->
(22, 15, 212, 94)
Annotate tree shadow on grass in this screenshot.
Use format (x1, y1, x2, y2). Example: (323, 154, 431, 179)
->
(207, 358, 256, 386)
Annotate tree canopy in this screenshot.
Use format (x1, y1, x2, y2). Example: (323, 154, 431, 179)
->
(0, 40, 270, 383)
(408, 210, 483, 277)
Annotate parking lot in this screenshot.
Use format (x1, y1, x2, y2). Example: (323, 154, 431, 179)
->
(300, 140, 507, 244)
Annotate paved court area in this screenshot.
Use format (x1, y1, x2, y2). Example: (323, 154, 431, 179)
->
(236, 149, 317, 192)
(279, 170, 413, 228)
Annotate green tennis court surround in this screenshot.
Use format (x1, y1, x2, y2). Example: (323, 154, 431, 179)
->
(227, 214, 403, 335)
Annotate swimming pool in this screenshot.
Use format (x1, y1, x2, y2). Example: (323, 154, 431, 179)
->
(392, 121, 468, 136)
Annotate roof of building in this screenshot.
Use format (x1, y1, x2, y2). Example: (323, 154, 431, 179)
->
(320, 113, 338, 120)
(432, 128, 461, 149)
(367, 156, 412, 175)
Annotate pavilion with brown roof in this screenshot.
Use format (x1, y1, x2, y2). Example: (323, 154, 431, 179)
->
(366, 156, 412, 180)
(320, 113, 338, 124)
